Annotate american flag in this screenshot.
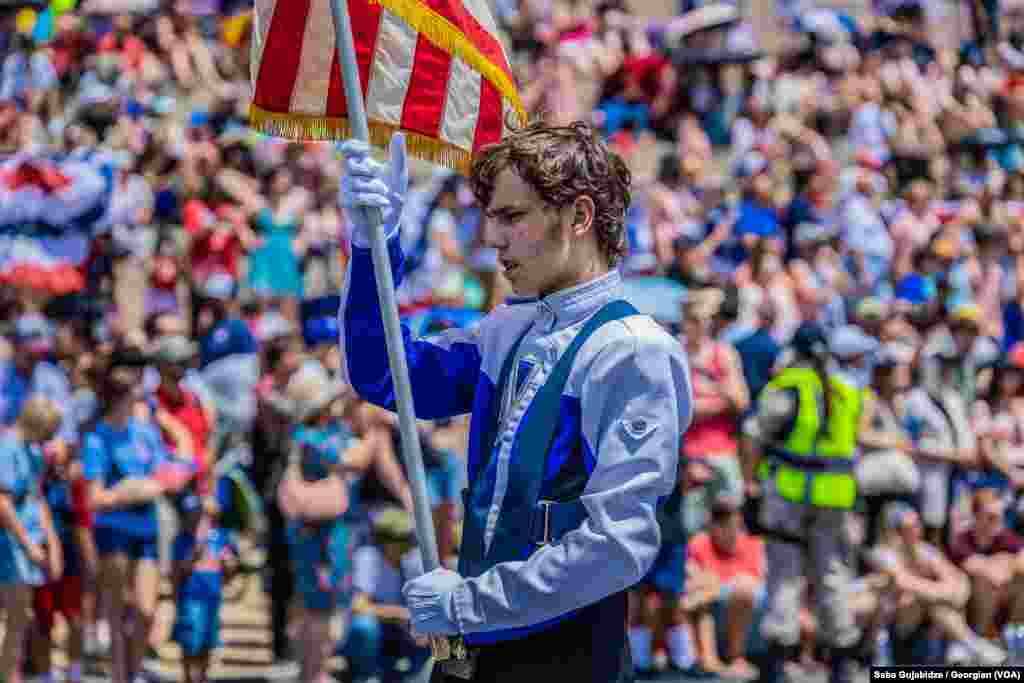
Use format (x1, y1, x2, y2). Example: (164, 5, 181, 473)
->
(248, 0, 526, 173)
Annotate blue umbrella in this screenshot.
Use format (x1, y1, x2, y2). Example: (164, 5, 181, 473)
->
(621, 277, 688, 324)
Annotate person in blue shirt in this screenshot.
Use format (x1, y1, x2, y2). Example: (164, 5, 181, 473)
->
(0, 314, 74, 442)
(277, 365, 355, 683)
(82, 348, 185, 683)
(733, 299, 782, 405)
(0, 396, 63, 680)
(171, 492, 238, 683)
(713, 153, 783, 274)
(732, 152, 783, 243)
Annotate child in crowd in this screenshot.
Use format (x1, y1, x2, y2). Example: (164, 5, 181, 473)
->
(341, 507, 430, 683)
(31, 441, 97, 683)
(0, 397, 64, 682)
(171, 493, 238, 683)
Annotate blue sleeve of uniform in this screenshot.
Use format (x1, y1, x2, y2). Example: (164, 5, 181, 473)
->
(339, 236, 483, 420)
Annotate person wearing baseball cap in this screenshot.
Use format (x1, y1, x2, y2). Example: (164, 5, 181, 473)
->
(195, 273, 259, 439)
(743, 321, 866, 683)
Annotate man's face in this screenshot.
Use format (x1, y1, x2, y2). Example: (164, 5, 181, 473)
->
(483, 169, 574, 298)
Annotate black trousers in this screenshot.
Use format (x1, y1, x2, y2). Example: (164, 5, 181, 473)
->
(430, 592, 633, 683)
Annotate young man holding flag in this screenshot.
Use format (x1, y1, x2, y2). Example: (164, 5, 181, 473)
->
(338, 121, 693, 682)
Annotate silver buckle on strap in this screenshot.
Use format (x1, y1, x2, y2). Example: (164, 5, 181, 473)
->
(536, 501, 553, 546)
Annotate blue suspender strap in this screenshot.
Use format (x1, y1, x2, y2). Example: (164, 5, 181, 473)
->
(485, 299, 638, 565)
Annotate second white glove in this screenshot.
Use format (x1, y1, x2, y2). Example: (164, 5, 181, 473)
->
(339, 133, 409, 247)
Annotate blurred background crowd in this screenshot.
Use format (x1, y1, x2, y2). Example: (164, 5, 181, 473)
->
(5, 0, 1024, 679)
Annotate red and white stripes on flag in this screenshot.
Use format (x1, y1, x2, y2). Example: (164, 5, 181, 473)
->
(248, 0, 527, 173)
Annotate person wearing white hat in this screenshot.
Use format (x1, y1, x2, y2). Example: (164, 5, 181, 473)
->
(828, 324, 880, 389)
(277, 363, 359, 683)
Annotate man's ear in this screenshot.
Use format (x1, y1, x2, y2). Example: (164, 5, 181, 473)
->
(570, 195, 596, 237)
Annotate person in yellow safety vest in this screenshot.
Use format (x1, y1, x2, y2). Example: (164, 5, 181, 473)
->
(742, 322, 865, 683)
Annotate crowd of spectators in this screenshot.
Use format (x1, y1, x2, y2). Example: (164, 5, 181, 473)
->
(5, 0, 1024, 680)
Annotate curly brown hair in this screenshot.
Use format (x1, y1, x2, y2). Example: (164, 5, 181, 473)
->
(469, 120, 632, 267)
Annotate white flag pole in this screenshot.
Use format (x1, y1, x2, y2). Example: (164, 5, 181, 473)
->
(327, 0, 463, 665)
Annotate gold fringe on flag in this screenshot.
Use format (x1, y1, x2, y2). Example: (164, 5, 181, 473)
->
(248, 105, 474, 175)
(369, 0, 527, 127)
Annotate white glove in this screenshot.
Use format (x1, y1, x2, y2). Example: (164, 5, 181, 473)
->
(339, 133, 408, 248)
(402, 567, 463, 636)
